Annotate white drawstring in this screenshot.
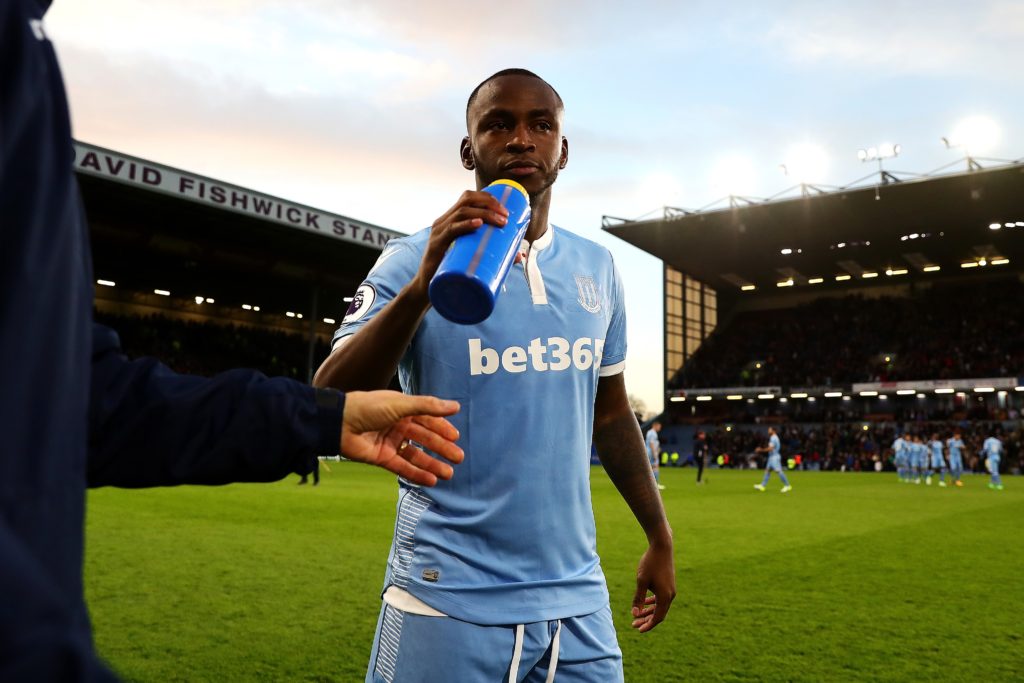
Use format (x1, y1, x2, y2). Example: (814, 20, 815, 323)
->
(544, 620, 562, 683)
(508, 624, 525, 682)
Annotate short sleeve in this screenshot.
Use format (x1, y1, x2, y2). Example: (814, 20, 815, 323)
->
(599, 253, 627, 377)
(331, 237, 422, 349)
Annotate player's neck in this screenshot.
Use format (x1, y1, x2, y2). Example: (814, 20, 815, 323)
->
(525, 194, 551, 244)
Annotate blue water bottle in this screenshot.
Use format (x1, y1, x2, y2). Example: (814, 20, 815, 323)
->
(429, 179, 531, 324)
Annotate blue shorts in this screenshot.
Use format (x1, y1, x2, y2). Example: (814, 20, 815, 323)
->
(949, 457, 963, 471)
(931, 458, 945, 469)
(366, 603, 623, 682)
(766, 455, 783, 472)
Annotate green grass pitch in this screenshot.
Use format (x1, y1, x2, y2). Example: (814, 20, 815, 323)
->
(84, 466, 1023, 681)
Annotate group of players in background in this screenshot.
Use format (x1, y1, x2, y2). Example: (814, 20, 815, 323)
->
(891, 431, 1005, 490)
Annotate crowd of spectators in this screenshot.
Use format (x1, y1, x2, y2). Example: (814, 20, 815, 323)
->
(657, 421, 1023, 475)
(674, 277, 1024, 389)
(669, 392, 1020, 424)
(94, 311, 330, 380)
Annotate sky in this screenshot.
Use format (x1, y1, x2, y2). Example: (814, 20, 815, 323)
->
(46, 0, 1024, 416)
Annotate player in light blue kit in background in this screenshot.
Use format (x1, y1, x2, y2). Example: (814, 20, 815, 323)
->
(646, 421, 665, 490)
(754, 426, 792, 493)
(982, 433, 1004, 490)
(947, 430, 965, 487)
(926, 433, 947, 487)
(913, 436, 929, 483)
(892, 433, 908, 483)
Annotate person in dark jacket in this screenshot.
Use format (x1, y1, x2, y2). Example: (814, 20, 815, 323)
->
(0, 2, 464, 680)
(694, 430, 710, 485)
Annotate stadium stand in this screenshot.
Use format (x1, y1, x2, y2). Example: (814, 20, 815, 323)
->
(94, 310, 330, 380)
(671, 277, 1024, 390)
(656, 421, 1023, 475)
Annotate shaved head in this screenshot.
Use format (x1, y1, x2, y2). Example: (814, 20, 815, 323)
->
(466, 68, 563, 127)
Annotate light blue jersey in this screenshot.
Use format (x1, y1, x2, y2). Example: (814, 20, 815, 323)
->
(893, 437, 906, 464)
(930, 440, 945, 469)
(335, 225, 626, 625)
(920, 442, 930, 466)
(769, 433, 781, 458)
(645, 428, 660, 465)
(982, 436, 1002, 462)
(947, 438, 964, 461)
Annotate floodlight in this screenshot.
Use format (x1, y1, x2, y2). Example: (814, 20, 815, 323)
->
(945, 116, 1000, 155)
(781, 143, 828, 183)
(97, 279, 115, 287)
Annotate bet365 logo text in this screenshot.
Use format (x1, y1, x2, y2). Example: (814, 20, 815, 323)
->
(469, 337, 605, 375)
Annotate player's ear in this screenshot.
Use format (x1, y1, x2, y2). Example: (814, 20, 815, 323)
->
(558, 136, 568, 170)
(461, 137, 475, 170)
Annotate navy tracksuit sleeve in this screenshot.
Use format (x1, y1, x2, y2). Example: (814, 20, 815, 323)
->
(87, 324, 344, 487)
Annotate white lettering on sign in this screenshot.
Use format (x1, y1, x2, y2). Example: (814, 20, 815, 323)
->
(469, 337, 605, 376)
(71, 142, 401, 249)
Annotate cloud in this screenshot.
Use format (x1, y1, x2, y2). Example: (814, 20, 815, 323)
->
(755, 1, 1024, 77)
(57, 43, 472, 229)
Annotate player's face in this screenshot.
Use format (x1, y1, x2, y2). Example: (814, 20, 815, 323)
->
(463, 75, 568, 200)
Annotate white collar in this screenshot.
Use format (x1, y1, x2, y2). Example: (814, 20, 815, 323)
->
(520, 224, 554, 253)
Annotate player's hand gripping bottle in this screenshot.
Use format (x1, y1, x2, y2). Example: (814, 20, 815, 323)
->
(429, 179, 531, 324)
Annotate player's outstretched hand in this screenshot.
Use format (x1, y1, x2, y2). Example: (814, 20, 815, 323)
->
(340, 391, 464, 486)
(410, 191, 509, 298)
(630, 539, 676, 633)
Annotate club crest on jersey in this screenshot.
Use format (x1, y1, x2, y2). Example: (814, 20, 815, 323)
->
(574, 275, 601, 314)
(342, 284, 375, 323)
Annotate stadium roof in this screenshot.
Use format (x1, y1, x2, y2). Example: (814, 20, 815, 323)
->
(75, 141, 400, 322)
(602, 160, 1024, 294)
